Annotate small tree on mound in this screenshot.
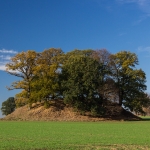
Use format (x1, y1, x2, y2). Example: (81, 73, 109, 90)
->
(1, 97, 16, 115)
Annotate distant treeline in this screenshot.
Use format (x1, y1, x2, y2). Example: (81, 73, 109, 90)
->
(5, 48, 150, 115)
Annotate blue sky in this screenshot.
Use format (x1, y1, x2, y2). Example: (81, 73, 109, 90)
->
(0, 0, 150, 117)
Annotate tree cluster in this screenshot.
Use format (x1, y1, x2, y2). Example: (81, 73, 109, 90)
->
(4, 48, 150, 116)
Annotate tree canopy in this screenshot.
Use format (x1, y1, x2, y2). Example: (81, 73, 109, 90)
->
(4, 48, 150, 115)
(6, 50, 37, 104)
(61, 55, 103, 112)
(110, 51, 147, 111)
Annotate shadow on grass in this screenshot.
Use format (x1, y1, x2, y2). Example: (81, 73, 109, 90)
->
(142, 118, 150, 121)
(139, 116, 150, 121)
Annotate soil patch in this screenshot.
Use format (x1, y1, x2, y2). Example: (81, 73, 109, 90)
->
(2, 100, 141, 121)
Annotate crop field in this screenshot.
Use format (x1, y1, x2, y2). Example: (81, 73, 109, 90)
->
(0, 121, 150, 150)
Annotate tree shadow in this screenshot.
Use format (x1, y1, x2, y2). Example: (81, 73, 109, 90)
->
(141, 117, 150, 121)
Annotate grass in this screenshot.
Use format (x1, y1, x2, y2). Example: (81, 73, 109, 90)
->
(0, 121, 150, 150)
(140, 116, 150, 121)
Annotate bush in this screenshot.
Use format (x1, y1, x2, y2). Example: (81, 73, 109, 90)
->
(1, 97, 16, 115)
(91, 105, 106, 117)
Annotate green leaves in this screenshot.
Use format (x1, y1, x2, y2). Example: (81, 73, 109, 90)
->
(5, 48, 148, 115)
(61, 53, 103, 112)
(111, 51, 147, 112)
(1, 97, 16, 115)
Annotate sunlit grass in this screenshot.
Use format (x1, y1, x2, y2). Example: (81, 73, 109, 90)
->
(140, 116, 150, 119)
(0, 121, 150, 149)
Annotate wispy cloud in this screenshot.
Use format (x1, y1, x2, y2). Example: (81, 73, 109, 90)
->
(0, 65, 6, 71)
(0, 49, 17, 54)
(135, 14, 150, 23)
(116, 0, 150, 13)
(0, 55, 11, 60)
(0, 61, 7, 71)
(116, 0, 150, 22)
(137, 0, 150, 14)
(138, 46, 150, 52)
(137, 46, 150, 57)
(0, 49, 17, 71)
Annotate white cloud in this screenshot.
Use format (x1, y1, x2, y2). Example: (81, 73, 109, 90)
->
(0, 49, 17, 71)
(0, 55, 11, 60)
(0, 49, 17, 54)
(0, 59, 10, 71)
(4, 56, 11, 60)
(0, 62, 6, 71)
(0, 65, 6, 71)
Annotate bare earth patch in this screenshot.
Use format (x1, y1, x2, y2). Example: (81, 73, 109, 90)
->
(1, 100, 141, 121)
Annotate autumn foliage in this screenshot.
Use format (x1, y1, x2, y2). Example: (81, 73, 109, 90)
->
(5, 48, 150, 115)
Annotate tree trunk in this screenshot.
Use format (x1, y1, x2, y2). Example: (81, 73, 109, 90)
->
(118, 90, 123, 106)
(119, 96, 122, 106)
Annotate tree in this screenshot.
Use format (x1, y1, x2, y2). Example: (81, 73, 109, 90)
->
(142, 93, 150, 115)
(1, 97, 16, 115)
(125, 92, 150, 115)
(91, 49, 118, 102)
(5, 49, 64, 107)
(6, 50, 38, 103)
(61, 55, 104, 113)
(29, 48, 64, 103)
(110, 51, 147, 111)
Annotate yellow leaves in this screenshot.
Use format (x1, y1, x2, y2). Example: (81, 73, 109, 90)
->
(6, 50, 37, 77)
(15, 90, 28, 107)
(132, 69, 146, 80)
(34, 48, 63, 77)
(14, 81, 28, 89)
(26, 48, 62, 102)
(15, 90, 28, 98)
(113, 51, 138, 70)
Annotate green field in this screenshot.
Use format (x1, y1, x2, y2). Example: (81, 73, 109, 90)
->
(0, 121, 150, 150)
